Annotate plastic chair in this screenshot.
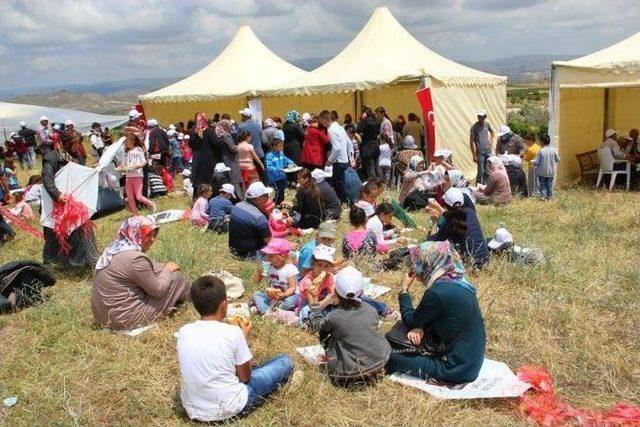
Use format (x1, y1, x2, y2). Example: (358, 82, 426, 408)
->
(596, 148, 630, 190)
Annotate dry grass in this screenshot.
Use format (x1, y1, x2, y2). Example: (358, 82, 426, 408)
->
(1, 167, 639, 426)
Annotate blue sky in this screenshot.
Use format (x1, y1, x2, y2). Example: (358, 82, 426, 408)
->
(1, 0, 638, 89)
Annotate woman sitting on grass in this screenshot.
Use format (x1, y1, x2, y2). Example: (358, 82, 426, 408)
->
(386, 241, 486, 384)
(91, 216, 189, 330)
(472, 156, 512, 205)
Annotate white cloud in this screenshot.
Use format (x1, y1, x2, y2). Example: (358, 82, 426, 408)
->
(0, 0, 638, 88)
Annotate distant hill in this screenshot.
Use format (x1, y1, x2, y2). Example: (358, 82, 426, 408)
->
(460, 55, 579, 83)
(3, 54, 580, 113)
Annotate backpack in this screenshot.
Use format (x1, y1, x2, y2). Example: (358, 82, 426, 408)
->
(0, 261, 56, 314)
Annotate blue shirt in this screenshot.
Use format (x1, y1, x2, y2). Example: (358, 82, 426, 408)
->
(206, 195, 234, 221)
(237, 119, 264, 158)
(169, 138, 181, 159)
(229, 201, 271, 257)
(265, 150, 294, 184)
(297, 239, 317, 275)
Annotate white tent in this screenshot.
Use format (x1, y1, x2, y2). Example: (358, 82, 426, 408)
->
(139, 26, 307, 124)
(265, 7, 506, 178)
(0, 102, 128, 135)
(550, 31, 640, 182)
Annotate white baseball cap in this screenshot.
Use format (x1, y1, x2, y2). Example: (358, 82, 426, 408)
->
(180, 169, 191, 177)
(488, 228, 513, 250)
(128, 109, 142, 120)
(605, 129, 617, 138)
(214, 162, 231, 173)
(64, 119, 74, 126)
(177, 133, 184, 140)
(497, 125, 511, 137)
(312, 244, 335, 263)
(39, 115, 49, 122)
(246, 181, 273, 199)
(239, 107, 253, 117)
(167, 129, 177, 137)
(476, 109, 487, 117)
(19, 120, 27, 127)
(220, 183, 236, 198)
(335, 266, 363, 301)
(147, 118, 158, 127)
(443, 187, 464, 208)
(311, 168, 327, 183)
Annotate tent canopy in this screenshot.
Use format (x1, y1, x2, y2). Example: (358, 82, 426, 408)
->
(550, 31, 640, 182)
(0, 102, 128, 134)
(139, 26, 307, 103)
(272, 7, 505, 96)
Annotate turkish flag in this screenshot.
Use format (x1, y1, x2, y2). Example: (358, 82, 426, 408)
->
(416, 87, 436, 159)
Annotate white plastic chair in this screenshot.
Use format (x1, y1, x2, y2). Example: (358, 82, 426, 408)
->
(596, 148, 631, 190)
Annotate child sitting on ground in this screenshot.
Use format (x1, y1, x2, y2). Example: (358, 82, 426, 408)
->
(355, 181, 379, 218)
(191, 183, 213, 227)
(24, 175, 43, 206)
(177, 275, 294, 423)
(9, 191, 34, 221)
(179, 134, 193, 166)
(148, 163, 168, 198)
(268, 208, 301, 238)
(4, 160, 20, 190)
(342, 206, 386, 258)
(308, 266, 391, 386)
(251, 238, 299, 316)
(265, 138, 295, 205)
(297, 245, 337, 326)
(366, 202, 402, 251)
(180, 169, 194, 198)
(206, 183, 235, 233)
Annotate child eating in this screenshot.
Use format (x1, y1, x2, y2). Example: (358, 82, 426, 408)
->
(251, 238, 299, 315)
(307, 266, 391, 385)
(297, 245, 337, 326)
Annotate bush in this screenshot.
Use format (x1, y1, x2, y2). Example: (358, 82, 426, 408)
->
(507, 102, 549, 137)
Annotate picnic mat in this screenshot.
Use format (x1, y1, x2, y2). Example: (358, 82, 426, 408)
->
(389, 358, 531, 400)
(109, 324, 156, 337)
(147, 209, 185, 224)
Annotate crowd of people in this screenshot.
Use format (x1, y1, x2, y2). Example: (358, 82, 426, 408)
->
(0, 101, 637, 423)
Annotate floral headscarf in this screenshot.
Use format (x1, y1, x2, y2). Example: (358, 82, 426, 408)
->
(408, 241, 476, 291)
(215, 119, 232, 138)
(408, 155, 424, 172)
(285, 110, 299, 123)
(95, 216, 158, 270)
(195, 113, 209, 139)
(447, 169, 466, 188)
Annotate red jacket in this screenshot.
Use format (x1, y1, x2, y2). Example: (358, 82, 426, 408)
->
(301, 126, 329, 168)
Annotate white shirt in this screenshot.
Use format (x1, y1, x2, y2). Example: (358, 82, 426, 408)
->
(602, 137, 627, 160)
(327, 122, 350, 164)
(178, 320, 253, 422)
(24, 183, 43, 205)
(378, 143, 392, 167)
(266, 263, 299, 291)
(366, 215, 396, 246)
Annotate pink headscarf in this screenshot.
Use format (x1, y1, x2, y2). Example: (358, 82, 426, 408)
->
(95, 216, 158, 270)
(195, 113, 208, 139)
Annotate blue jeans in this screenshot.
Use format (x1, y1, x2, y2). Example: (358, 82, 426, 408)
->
(538, 176, 553, 199)
(331, 162, 349, 203)
(241, 355, 294, 415)
(362, 296, 389, 316)
(253, 290, 298, 315)
(298, 296, 388, 326)
(272, 179, 286, 205)
(475, 151, 491, 185)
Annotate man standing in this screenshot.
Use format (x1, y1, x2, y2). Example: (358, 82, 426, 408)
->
(18, 120, 38, 169)
(469, 109, 494, 184)
(496, 125, 526, 157)
(320, 110, 350, 203)
(403, 113, 425, 152)
(356, 107, 381, 179)
(37, 115, 53, 155)
(237, 108, 266, 182)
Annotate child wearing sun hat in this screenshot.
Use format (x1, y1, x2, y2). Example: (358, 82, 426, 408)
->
(307, 266, 391, 385)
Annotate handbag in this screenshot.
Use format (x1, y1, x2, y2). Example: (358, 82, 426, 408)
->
(92, 187, 125, 220)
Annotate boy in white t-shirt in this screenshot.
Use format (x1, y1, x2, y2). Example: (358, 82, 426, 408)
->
(251, 238, 299, 315)
(377, 134, 393, 184)
(177, 275, 294, 422)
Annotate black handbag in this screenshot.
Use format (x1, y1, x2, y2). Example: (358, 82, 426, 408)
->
(92, 187, 125, 220)
(0, 261, 56, 314)
(385, 321, 449, 356)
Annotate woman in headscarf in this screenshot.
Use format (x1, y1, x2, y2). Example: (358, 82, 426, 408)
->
(41, 142, 98, 267)
(191, 113, 222, 197)
(282, 110, 304, 185)
(91, 216, 189, 330)
(399, 155, 427, 206)
(386, 241, 486, 384)
(445, 169, 475, 204)
(472, 156, 512, 205)
(215, 119, 243, 197)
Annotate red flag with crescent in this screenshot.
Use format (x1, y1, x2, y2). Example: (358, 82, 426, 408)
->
(416, 87, 436, 159)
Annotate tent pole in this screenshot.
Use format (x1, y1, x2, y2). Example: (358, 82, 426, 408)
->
(603, 88, 610, 133)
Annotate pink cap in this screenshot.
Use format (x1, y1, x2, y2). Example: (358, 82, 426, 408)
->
(260, 238, 292, 255)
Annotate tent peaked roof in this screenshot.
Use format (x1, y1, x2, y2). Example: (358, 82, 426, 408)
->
(140, 26, 307, 102)
(554, 31, 640, 72)
(275, 7, 504, 95)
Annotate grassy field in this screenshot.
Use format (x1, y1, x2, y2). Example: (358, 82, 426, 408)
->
(1, 167, 639, 425)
